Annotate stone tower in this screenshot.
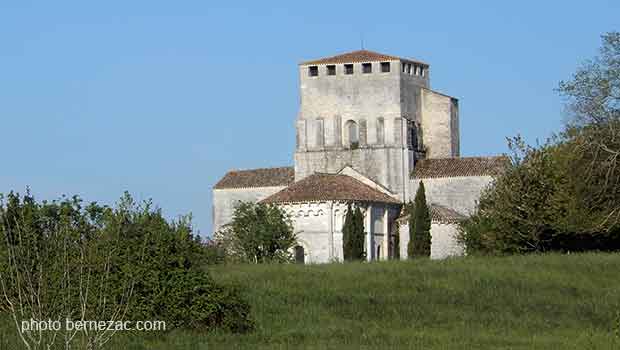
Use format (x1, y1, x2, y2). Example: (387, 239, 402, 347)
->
(294, 50, 459, 201)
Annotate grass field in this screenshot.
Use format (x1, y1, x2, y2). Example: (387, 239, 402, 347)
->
(2, 253, 620, 349)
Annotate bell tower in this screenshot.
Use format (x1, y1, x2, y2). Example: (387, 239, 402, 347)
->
(294, 49, 458, 201)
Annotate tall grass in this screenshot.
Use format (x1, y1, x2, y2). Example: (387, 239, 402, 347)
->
(2, 253, 620, 349)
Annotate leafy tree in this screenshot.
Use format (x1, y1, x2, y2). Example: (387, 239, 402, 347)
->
(558, 31, 620, 232)
(459, 32, 620, 254)
(342, 203, 365, 261)
(408, 182, 431, 258)
(220, 201, 296, 263)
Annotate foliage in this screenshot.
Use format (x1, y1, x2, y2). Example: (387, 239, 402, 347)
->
(202, 238, 228, 265)
(408, 182, 431, 258)
(219, 202, 296, 263)
(342, 203, 365, 261)
(558, 31, 620, 231)
(0, 190, 253, 350)
(459, 32, 620, 255)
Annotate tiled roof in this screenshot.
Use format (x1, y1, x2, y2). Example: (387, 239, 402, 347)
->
(261, 173, 400, 204)
(429, 204, 467, 223)
(214, 167, 295, 189)
(412, 156, 510, 179)
(397, 203, 466, 224)
(300, 49, 427, 66)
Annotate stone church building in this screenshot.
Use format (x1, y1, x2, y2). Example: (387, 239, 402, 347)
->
(213, 50, 507, 263)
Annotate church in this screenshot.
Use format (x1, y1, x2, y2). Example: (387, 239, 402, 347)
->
(213, 49, 507, 263)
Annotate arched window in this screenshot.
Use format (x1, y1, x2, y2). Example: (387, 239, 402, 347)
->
(376, 118, 385, 144)
(294, 245, 305, 264)
(315, 119, 324, 147)
(408, 123, 418, 150)
(344, 120, 359, 149)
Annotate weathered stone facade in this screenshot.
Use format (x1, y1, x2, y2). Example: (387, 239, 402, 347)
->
(212, 49, 507, 263)
(279, 201, 401, 264)
(212, 186, 287, 234)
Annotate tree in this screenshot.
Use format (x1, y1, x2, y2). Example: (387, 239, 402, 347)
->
(408, 182, 431, 258)
(220, 201, 296, 263)
(459, 32, 620, 255)
(342, 203, 365, 261)
(558, 31, 620, 231)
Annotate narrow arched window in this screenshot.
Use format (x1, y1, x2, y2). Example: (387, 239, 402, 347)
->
(315, 119, 324, 147)
(409, 123, 418, 150)
(344, 120, 359, 149)
(376, 118, 385, 144)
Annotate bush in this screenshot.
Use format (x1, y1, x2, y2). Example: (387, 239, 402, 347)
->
(0, 190, 253, 346)
(217, 201, 296, 263)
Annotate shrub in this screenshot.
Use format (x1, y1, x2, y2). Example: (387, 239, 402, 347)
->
(218, 201, 296, 263)
(0, 190, 253, 350)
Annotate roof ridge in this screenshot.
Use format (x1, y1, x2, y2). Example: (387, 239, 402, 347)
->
(261, 173, 400, 204)
(227, 165, 293, 173)
(300, 49, 426, 66)
(214, 166, 295, 189)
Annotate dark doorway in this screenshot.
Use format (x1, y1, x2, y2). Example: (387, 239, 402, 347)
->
(294, 245, 305, 264)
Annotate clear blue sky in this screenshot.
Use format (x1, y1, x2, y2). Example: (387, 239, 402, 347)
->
(1, 1, 618, 236)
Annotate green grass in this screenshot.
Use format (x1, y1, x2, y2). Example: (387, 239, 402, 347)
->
(2, 253, 620, 349)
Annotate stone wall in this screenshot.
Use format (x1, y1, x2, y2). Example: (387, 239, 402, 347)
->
(411, 176, 494, 216)
(212, 186, 287, 234)
(398, 221, 464, 260)
(420, 89, 459, 158)
(295, 147, 413, 201)
(281, 201, 401, 263)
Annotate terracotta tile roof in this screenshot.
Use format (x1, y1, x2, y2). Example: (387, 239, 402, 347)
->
(214, 167, 295, 189)
(396, 203, 466, 224)
(429, 204, 467, 223)
(300, 49, 427, 66)
(412, 156, 510, 179)
(261, 173, 401, 204)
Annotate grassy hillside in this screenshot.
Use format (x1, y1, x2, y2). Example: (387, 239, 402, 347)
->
(2, 253, 620, 349)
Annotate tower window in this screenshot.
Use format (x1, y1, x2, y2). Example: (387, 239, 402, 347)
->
(407, 64, 412, 75)
(381, 62, 390, 73)
(421, 67, 426, 77)
(344, 120, 359, 148)
(362, 63, 372, 74)
(344, 64, 354, 75)
(327, 65, 336, 76)
(308, 66, 318, 77)
(376, 117, 385, 144)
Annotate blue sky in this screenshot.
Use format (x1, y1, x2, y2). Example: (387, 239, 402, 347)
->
(1, 1, 618, 235)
